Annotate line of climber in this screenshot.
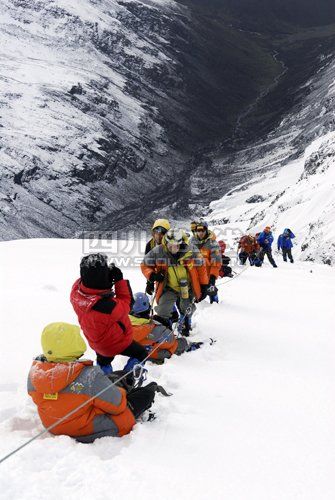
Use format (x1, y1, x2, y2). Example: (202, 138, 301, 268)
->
(26, 219, 295, 446)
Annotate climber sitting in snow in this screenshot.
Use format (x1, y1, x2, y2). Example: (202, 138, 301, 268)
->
(70, 253, 148, 375)
(27, 323, 157, 443)
(130, 292, 203, 363)
(277, 228, 295, 263)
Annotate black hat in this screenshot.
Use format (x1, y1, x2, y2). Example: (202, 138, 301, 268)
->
(80, 253, 110, 290)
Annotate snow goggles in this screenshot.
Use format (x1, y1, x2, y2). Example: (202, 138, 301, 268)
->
(153, 226, 168, 234)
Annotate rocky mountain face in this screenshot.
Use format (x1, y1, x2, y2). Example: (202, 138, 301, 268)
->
(1, 0, 335, 241)
(0, 0, 188, 238)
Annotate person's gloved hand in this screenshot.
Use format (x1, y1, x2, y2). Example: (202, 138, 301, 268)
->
(197, 285, 208, 302)
(206, 275, 218, 297)
(145, 280, 155, 295)
(109, 264, 123, 285)
(149, 272, 165, 283)
(207, 285, 218, 297)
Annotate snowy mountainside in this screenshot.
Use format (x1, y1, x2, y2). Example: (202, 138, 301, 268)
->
(0, 0, 189, 239)
(206, 56, 335, 265)
(0, 238, 334, 499)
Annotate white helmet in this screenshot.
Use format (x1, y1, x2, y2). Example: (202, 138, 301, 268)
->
(165, 229, 185, 245)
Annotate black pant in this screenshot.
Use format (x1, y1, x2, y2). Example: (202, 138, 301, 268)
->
(248, 252, 258, 265)
(282, 248, 293, 262)
(127, 385, 156, 418)
(259, 248, 277, 267)
(239, 251, 248, 265)
(97, 340, 148, 366)
(239, 251, 257, 266)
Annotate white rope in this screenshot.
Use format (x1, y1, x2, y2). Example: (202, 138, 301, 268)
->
(0, 322, 177, 466)
(0, 259, 249, 464)
(216, 262, 250, 288)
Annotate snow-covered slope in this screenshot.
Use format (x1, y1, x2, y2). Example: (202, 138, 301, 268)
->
(0, 239, 334, 499)
(206, 56, 335, 265)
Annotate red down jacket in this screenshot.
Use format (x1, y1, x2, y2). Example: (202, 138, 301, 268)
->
(70, 278, 134, 357)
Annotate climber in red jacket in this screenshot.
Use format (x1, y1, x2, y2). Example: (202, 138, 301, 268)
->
(70, 253, 148, 375)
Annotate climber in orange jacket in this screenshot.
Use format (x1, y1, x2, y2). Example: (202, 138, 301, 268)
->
(189, 221, 222, 303)
(27, 322, 156, 442)
(129, 292, 205, 363)
(141, 228, 208, 334)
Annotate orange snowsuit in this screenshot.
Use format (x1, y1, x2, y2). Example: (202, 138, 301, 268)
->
(28, 358, 135, 442)
(130, 315, 178, 360)
(190, 231, 222, 280)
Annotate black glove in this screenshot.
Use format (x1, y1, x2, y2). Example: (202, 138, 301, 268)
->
(145, 280, 155, 295)
(207, 284, 218, 297)
(223, 265, 233, 278)
(108, 264, 123, 285)
(222, 255, 230, 265)
(207, 275, 218, 296)
(197, 285, 208, 302)
(149, 272, 165, 283)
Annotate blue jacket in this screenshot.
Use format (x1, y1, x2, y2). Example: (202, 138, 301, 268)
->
(277, 229, 295, 250)
(257, 231, 274, 250)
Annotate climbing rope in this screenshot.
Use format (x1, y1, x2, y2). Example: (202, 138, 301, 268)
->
(216, 262, 251, 287)
(0, 322, 178, 466)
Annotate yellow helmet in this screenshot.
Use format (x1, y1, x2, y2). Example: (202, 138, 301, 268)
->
(152, 219, 170, 233)
(41, 322, 86, 362)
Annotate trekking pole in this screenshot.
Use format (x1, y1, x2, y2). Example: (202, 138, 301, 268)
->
(149, 288, 157, 318)
(176, 299, 196, 337)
